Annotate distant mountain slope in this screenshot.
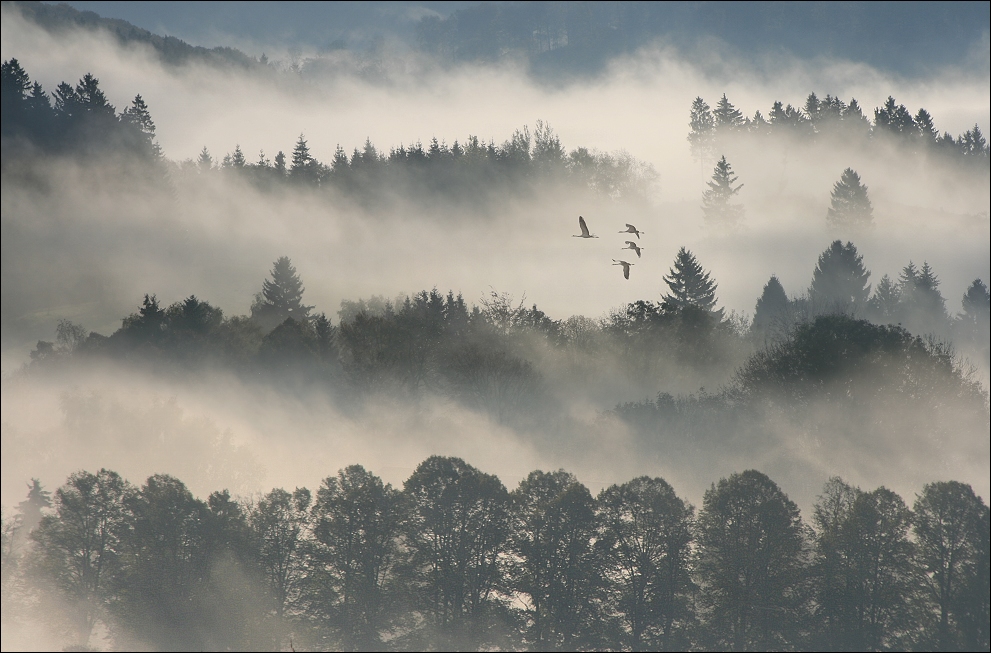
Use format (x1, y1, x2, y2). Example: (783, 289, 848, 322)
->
(4, 1, 262, 69)
(418, 1, 991, 79)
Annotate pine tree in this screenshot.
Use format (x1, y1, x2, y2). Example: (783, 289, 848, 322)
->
(915, 109, 938, 145)
(250, 256, 314, 331)
(713, 93, 745, 134)
(752, 275, 791, 340)
(121, 94, 160, 157)
(274, 150, 287, 176)
(868, 274, 901, 323)
(290, 133, 317, 183)
(897, 261, 948, 335)
(687, 97, 715, 168)
(197, 146, 213, 172)
(960, 279, 990, 326)
(230, 144, 246, 168)
(808, 240, 871, 315)
(661, 247, 722, 317)
(826, 168, 873, 230)
(701, 155, 744, 226)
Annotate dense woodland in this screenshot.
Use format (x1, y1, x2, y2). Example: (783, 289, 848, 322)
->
(2, 15, 991, 649)
(2, 459, 988, 651)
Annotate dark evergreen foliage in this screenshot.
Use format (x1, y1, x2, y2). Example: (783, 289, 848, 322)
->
(700, 156, 744, 226)
(808, 240, 871, 316)
(826, 168, 874, 230)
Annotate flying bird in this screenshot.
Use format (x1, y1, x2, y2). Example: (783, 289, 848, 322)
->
(612, 259, 634, 279)
(573, 215, 598, 238)
(619, 223, 644, 239)
(622, 241, 643, 258)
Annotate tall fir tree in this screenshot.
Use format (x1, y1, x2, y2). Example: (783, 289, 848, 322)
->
(713, 93, 745, 134)
(826, 168, 873, 230)
(250, 256, 314, 331)
(661, 247, 722, 317)
(701, 155, 744, 226)
(752, 275, 791, 341)
(808, 240, 871, 315)
(687, 96, 715, 170)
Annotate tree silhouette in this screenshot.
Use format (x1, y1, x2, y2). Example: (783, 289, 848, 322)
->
(661, 247, 721, 317)
(826, 168, 873, 230)
(701, 155, 743, 226)
(696, 470, 807, 651)
(913, 481, 991, 651)
(687, 96, 715, 170)
(251, 256, 313, 332)
(752, 275, 791, 342)
(808, 240, 871, 316)
(596, 476, 694, 651)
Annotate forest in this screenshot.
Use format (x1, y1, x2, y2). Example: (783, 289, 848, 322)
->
(1, 2, 990, 649)
(2, 460, 988, 651)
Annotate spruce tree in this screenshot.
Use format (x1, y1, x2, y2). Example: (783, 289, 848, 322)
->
(960, 279, 990, 325)
(808, 240, 871, 315)
(868, 274, 901, 323)
(826, 168, 873, 230)
(752, 275, 791, 340)
(250, 256, 314, 331)
(197, 146, 213, 172)
(687, 96, 715, 169)
(701, 155, 744, 226)
(290, 134, 317, 183)
(661, 247, 722, 317)
(713, 93, 745, 134)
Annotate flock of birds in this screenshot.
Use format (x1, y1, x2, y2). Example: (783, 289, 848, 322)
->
(573, 215, 644, 279)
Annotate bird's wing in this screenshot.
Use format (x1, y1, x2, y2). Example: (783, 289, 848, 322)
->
(623, 265, 630, 279)
(625, 241, 635, 247)
(579, 216, 590, 236)
(626, 223, 635, 229)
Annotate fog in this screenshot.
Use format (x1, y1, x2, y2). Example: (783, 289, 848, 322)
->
(2, 2, 989, 513)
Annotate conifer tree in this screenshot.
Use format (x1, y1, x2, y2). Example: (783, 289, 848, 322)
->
(868, 274, 901, 324)
(752, 275, 791, 340)
(687, 96, 715, 169)
(701, 155, 744, 226)
(960, 279, 990, 326)
(290, 134, 317, 183)
(250, 256, 313, 331)
(808, 240, 871, 315)
(197, 146, 213, 172)
(662, 247, 722, 317)
(713, 93, 745, 134)
(826, 168, 873, 230)
(230, 144, 246, 168)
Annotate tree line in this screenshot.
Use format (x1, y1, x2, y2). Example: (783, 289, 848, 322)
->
(0, 59, 656, 204)
(689, 92, 989, 167)
(2, 459, 987, 652)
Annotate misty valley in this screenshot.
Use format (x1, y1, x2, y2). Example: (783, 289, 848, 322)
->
(2, 2, 989, 652)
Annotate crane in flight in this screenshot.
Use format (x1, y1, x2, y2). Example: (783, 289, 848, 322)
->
(573, 215, 598, 238)
(622, 241, 643, 258)
(612, 259, 634, 279)
(619, 223, 644, 239)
